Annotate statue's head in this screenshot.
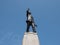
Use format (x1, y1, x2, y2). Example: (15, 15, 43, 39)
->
(27, 8, 30, 11)
(27, 8, 31, 15)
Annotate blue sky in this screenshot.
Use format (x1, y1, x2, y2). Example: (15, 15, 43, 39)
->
(0, 0, 60, 45)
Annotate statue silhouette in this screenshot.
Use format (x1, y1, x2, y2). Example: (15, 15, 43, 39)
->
(26, 8, 37, 33)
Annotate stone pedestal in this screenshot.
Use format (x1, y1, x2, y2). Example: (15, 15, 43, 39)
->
(22, 32, 40, 45)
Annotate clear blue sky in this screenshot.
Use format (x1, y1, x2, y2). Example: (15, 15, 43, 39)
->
(0, 0, 60, 45)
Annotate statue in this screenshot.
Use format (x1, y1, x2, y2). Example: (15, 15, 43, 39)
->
(26, 8, 37, 33)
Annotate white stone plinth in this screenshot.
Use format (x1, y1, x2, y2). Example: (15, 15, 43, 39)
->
(22, 32, 40, 45)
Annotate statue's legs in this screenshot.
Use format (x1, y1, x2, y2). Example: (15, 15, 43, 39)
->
(26, 21, 36, 33)
(26, 22, 30, 32)
(32, 23, 36, 33)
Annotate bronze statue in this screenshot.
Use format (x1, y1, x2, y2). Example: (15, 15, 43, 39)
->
(26, 8, 37, 33)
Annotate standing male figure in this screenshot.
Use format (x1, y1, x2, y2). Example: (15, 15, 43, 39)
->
(26, 8, 37, 33)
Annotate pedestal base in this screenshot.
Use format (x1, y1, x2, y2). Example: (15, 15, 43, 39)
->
(22, 32, 40, 45)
